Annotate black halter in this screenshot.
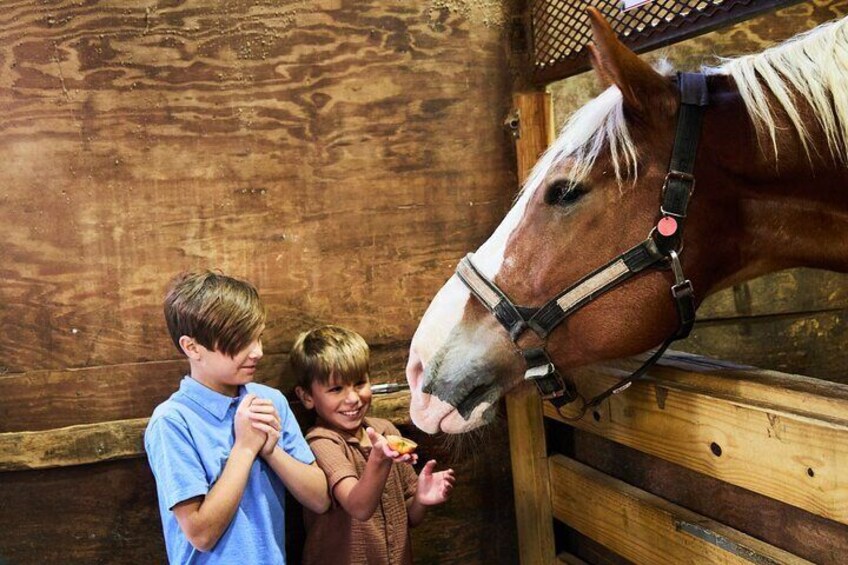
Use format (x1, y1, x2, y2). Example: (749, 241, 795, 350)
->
(456, 73, 708, 420)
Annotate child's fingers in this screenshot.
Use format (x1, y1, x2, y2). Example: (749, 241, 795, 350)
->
(421, 460, 437, 475)
(238, 393, 258, 409)
(365, 427, 381, 443)
(251, 422, 278, 435)
(248, 402, 277, 413)
(250, 397, 273, 405)
(248, 412, 281, 429)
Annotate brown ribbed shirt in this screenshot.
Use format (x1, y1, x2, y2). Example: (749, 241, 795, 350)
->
(302, 417, 419, 565)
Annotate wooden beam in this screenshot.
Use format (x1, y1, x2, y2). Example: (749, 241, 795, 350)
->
(0, 391, 413, 471)
(556, 552, 588, 565)
(549, 455, 812, 565)
(0, 343, 412, 433)
(547, 352, 848, 525)
(0, 418, 149, 472)
(506, 90, 557, 565)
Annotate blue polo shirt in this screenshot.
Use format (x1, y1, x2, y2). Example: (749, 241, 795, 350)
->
(144, 377, 314, 564)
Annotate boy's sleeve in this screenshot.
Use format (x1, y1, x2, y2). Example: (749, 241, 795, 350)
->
(308, 436, 358, 502)
(276, 393, 315, 464)
(144, 416, 210, 510)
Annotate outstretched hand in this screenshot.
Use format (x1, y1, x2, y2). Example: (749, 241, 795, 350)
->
(415, 460, 455, 506)
(365, 427, 417, 465)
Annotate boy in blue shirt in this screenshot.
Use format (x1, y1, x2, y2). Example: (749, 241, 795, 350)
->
(145, 271, 329, 564)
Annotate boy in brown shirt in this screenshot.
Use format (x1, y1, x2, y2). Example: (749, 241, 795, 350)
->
(291, 325, 456, 565)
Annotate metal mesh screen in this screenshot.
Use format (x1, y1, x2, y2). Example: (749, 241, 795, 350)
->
(531, 0, 800, 82)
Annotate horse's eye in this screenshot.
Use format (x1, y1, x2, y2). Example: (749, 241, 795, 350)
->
(545, 180, 587, 207)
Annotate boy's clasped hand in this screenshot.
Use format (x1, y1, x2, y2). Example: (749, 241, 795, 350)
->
(234, 394, 283, 457)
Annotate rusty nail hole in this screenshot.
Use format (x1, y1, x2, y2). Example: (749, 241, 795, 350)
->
(592, 411, 601, 422)
(807, 468, 815, 478)
(710, 442, 722, 457)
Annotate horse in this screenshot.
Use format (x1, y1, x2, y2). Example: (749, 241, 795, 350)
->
(405, 8, 848, 435)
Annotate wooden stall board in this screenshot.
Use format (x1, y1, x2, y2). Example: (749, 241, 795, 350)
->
(504, 92, 848, 564)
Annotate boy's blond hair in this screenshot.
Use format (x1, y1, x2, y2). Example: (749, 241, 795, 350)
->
(164, 271, 266, 357)
(290, 325, 369, 389)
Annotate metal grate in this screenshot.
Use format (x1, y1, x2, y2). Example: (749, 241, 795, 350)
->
(531, 0, 802, 82)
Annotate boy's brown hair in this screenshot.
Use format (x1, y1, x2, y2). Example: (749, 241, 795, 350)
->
(164, 270, 266, 357)
(290, 325, 370, 389)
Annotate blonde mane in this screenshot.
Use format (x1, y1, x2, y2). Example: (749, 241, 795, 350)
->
(706, 17, 848, 164)
(524, 16, 848, 197)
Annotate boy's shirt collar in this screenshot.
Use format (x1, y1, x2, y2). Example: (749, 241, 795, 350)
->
(180, 376, 247, 420)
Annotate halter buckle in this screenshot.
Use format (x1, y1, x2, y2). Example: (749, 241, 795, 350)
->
(668, 250, 694, 298)
(661, 170, 695, 219)
(522, 348, 567, 400)
(663, 169, 695, 187)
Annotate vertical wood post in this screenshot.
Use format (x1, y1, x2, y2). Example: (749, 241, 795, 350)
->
(506, 91, 556, 565)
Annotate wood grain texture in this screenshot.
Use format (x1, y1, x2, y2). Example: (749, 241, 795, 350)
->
(0, 0, 522, 563)
(567, 429, 848, 565)
(549, 455, 811, 565)
(0, 417, 148, 471)
(0, 0, 517, 374)
(506, 90, 556, 565)
(678, 310, 848, 383)
(0, 416, 518, 565)
(0, 389, 412, 471)
(0, 342, 410, 432)
(547, 355, 848, 525)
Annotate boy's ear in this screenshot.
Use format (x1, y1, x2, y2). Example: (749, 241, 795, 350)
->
(295, 385, 314, 409)
(179, 336, 202, 360)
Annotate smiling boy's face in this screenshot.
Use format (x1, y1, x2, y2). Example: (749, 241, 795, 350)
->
(303, 375, 373, 434)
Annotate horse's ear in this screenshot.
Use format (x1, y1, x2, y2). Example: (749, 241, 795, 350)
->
(587, 7, 673, 114)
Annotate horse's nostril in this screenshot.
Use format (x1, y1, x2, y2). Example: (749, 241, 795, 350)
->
(406, 347, 424, 392)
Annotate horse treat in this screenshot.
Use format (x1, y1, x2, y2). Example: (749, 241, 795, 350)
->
(385, 435, 418, 455)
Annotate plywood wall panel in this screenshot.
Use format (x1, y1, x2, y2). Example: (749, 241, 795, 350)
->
(0, 0, 517, 374)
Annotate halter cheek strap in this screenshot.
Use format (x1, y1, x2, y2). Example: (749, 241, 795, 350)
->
(455, 72, 708, 417)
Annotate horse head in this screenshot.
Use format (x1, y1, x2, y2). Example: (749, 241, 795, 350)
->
(407, 9, 848, 434)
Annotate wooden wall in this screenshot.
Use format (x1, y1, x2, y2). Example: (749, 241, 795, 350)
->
(0, 1, 522, 563)
(548, 2, 848, 562)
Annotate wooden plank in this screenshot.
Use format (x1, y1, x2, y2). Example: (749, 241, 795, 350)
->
(0, 0, 518, 374)
(549, 455, 812, 565)
(0, 459, 167, 563)
(621, 350, 848, 423)
(696, 270, 848, 320)
(546, 355, 848, 525)
(0, 421, 519, 565)
(568, 428, 848, 564)
(0, 418, 148, 472)
(506, 90, 556, 565)
(677, 309, 848, 383)
(556, 551, 589, 565)
(0, 343, 410, 432)
(0, 390, 413, 471)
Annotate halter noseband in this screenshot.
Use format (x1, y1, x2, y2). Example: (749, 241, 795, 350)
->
(456, 73, 708, 419)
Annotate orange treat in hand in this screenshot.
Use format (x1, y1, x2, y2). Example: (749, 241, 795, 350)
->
(385, 435, 418, 455)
